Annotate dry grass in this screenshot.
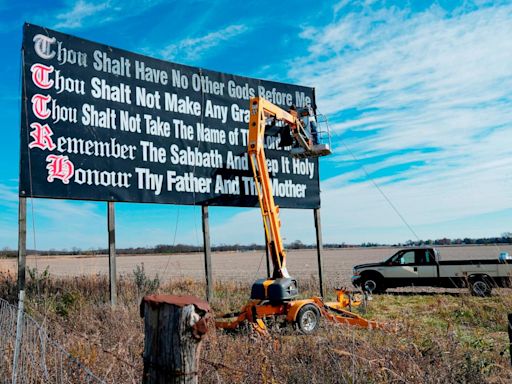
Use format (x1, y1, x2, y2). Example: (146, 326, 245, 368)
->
(1, 268, 512, 383)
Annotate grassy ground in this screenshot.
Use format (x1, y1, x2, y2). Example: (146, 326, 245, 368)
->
(1, 268, 511, 383)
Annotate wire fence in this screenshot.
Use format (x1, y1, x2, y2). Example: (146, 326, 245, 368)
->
(0, 296, 104, 384)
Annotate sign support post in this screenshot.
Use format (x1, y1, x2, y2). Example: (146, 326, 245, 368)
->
(17, 197, 27, 292)
(108, 202, 117, 306)
(314, 208, 324, 297)
(202, 206, 213, 302)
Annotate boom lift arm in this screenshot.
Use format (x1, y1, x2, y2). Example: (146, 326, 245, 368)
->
(216, 97, 383, 333)
(248, 97, 301, 279)
(248, 97, 331, 281)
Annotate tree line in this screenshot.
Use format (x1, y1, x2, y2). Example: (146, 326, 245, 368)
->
(1, 233, 510, 257)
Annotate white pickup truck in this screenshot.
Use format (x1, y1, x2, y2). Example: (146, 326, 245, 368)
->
(351, 247, 512, 296)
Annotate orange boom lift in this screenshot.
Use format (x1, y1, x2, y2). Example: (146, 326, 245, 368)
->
(216, 97, 382, 333)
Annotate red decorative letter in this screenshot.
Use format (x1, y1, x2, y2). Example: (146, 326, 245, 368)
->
(31, 63, 54, 89)
(29, 122, 56, 151)
(31, 94, 51, 119)
(46, 155, 74, 184)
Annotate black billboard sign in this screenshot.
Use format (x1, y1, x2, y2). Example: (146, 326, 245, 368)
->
(20, 23, 320, 209)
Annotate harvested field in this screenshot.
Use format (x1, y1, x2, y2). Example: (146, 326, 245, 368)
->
(1, 245, 511, 289)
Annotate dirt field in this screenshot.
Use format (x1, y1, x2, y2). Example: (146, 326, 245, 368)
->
(1, 244, 510, 288)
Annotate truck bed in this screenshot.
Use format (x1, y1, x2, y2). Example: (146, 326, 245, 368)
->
(438, 259, 508, 265)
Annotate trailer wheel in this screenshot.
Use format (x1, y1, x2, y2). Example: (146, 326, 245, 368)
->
(294, 304, 320, 334)
(469, 277, 492, 297)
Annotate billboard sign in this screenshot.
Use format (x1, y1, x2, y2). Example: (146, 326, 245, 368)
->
(20, 23, 320, 209)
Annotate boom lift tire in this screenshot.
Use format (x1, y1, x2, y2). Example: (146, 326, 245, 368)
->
(294, 304, 321, 334)
(469, 276, 492, 297)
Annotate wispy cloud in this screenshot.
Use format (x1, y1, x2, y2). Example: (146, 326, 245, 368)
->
(295, 3, 512, 147)
(54, 0, 109, 29)
(288, 2, 512, 239)
(211, 2, 512, 244)
(0, 182, 107, 249)
(0, 183, 18, 208)
(24, 199, 106, 250)
(160, 24, 249, 62)
(53, 0, 163, 30)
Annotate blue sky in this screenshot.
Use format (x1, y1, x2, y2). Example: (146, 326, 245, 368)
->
(0, 0, 511, 250)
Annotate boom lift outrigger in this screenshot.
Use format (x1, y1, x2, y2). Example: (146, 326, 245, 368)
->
(216, 97, 381, 334)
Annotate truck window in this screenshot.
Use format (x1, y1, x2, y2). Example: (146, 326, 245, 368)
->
(416, 249, 435, 265)
(390, 250, 415, 265)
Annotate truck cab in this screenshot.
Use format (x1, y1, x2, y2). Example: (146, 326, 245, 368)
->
(385, 248, 438, 282)
(352, 247, 511, 296)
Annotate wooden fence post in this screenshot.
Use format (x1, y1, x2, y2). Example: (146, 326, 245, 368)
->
(508, 313, 512, 367)
(141, 295, 210, 384)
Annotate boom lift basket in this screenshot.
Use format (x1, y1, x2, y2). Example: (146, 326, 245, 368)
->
(289, 111, 332, 159)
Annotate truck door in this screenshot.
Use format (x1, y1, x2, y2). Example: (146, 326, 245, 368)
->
(415, 249, 438, 285)
(386, 250, 418, 284)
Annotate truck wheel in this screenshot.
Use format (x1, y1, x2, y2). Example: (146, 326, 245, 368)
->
(294, 304, 320, 334)
(469, 277, 492, 297)
(361, 276, 386, 294)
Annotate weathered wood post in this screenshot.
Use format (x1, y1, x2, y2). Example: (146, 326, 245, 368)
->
(17, 197, 27, 293)
(508, 313, 512, 367)
(108, 202, 117, 306)
(201, 206, 213, 302)
(141, 295, 211, 384)
(314, 208, 325, 297)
